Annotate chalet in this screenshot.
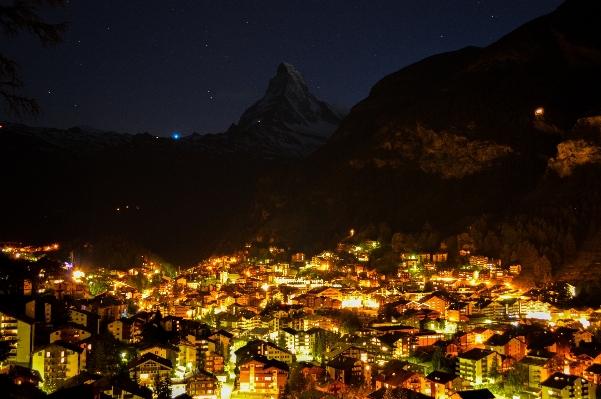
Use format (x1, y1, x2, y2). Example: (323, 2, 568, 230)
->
(483, 334, 525, 360)
(464, 328, 495, 347)
(25, 297, 58, 326)
(208, 329, 233, 353)
(239, 354, 289, 395)
(95, 374, 153, 399)
(161, 315, 183, 332)
(279, 327, 313, 356)
(128, 353, 172, 388)
(426, 371, 463, 399)
(583, 364, 601, 385)
(326, 357, 363, 385)
(434, 340, 459, 357)
(325, 342, 365, 363)
(0, 364, 42, 388)
(574, 331, 594, 347)
(49, 322, 94, 343)
(379, 332, 415, 359)
(297, 388, 335, 399)
(419, 292, 454, 314)
(138, 342, 179, 361)
(540, 372, 595, 399)
(185, 369, 219, 399)
(374, 369, 426, 393)
(200, 350, 225, 374)
(301, 364, 326, 381)
(446, 303, 472, 322)
(300, 314, 334, 331)
(316, 379, 347, 397)
(311, 287, 343, 301)
(235, 340, 293, 364)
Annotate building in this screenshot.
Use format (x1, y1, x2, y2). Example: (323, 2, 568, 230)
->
(519, 351, 561, 390)
(138, 342, 179, 362)
(426, 371, 463, 399)
(107, 318, 139, 343)
(483, 334, 525, 360)
(95, 374, 153, 399)
(31, 341, 84, 386)
(540, 372, 596, 399)
(469, 256, 488, 268)
(49, 322, 93, 343)
(200, 350, 224, 374)
(186, 369, 219, 399)
(239, 354, 289, 395)
(128, 353, 172, 388)
(76, 294, 127, 322)
(25, 297, 55, 325)
(53, 279, 90, 299)
(432, 253, 448, 263)
(69, 308, 100, 334)
(419, 292, 453, 315)
(0, 306, 35, 367)
(374, 369, 425, 392)
(457, 348, 501, 385)
(326, 357, 364, 386)
(0, 364, 42, 388)
(177, 339, 198, 372)
(235, 340, 293, 364)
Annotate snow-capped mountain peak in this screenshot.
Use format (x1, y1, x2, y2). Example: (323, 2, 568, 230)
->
(235, 62, 347, 157)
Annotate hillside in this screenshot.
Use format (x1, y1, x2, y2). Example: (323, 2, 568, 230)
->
(240, 0, 601, 258)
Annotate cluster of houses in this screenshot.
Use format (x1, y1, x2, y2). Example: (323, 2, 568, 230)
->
(0, 243, 600, 399)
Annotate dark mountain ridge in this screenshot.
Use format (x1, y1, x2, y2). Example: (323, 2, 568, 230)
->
(4, 0, 601, 275)
(240, 0, 601, 256)
(0, 63, 342, 265)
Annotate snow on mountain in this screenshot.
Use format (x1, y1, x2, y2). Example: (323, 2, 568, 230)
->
(235, 62, 347, 157)
(0, 122, 133, 156)
(0, 63, 346, 160)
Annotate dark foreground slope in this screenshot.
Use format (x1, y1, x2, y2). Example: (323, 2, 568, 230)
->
(0, 63, 345, 266)
(0, 124, 283, 266)
(242, 0, 601, 254)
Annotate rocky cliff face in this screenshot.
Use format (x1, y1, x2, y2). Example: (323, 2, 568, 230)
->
(356, 124, 514, 178)
(547, 139, 601, 177)
(547, 116, 601, 177)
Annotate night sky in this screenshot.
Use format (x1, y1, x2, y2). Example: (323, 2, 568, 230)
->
(3, 0, 561, 137)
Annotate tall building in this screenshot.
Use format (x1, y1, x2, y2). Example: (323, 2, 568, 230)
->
(0, 306, 35, 367)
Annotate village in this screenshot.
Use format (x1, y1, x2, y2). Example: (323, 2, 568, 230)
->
(0, 237, 599, 399)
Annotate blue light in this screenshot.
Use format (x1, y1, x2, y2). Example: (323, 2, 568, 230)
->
(172, 133, 179, 139)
